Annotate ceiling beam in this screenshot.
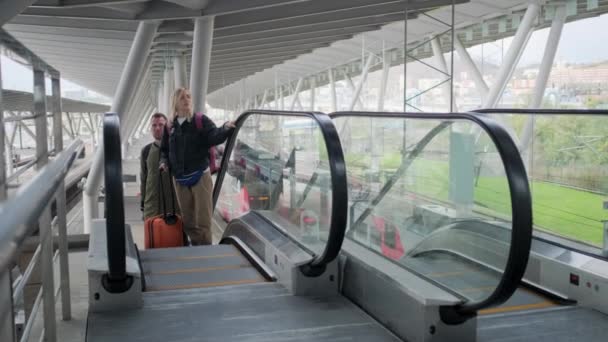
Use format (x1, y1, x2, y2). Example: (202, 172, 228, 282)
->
(213, 32, 357, 50)
(1, 0, 39, 26)
(30, 0, 149, 9)
(9, 15, 138, 31)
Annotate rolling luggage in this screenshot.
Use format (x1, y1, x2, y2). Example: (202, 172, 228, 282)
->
(144, 175, 186, 249)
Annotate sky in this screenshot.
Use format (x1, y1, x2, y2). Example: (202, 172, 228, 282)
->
(468, 12, 608, 66)
(3, 12, 608, 101)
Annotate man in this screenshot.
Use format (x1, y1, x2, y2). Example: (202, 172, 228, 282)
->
(140, 113, 179, 219)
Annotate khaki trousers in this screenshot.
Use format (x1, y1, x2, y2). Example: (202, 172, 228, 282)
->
(173, 172, 214, 245)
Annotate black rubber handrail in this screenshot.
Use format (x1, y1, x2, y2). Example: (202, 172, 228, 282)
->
(330, 111, 532, 324)
(102, 112, 132, 293)
(213, 110, 348, 277)
(474, 108, 608, 116)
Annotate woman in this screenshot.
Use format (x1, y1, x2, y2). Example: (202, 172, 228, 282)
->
(160, 88, 235, 245)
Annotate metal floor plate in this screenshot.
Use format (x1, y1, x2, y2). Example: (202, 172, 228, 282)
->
(87, 282, 401, 342)
(478, 306, 608, 342)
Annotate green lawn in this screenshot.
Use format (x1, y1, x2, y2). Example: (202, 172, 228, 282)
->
(347, 155, 606, 247)
(476, 177, 606, 246)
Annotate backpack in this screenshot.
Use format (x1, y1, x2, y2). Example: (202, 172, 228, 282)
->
(194, 113, 219, 175)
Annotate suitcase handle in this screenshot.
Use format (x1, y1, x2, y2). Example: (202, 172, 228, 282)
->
(158, 171, 178, 219)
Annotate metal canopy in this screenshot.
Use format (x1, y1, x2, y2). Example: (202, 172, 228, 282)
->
(2, 89, 109, 113)
(2, 0, 608, 108)
(2, 0, 460, 99)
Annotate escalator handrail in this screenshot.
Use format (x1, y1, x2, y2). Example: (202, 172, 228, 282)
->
(213, 110, 348, 276)
(330, 111, 532, 324)
(103, 112, 131, 292)
(473, 108, 608, 115)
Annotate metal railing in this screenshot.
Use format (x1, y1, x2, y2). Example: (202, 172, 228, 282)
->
(6, 159, 37, 185)
(0, 139, 84, 342)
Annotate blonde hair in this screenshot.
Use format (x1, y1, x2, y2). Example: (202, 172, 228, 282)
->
(171, 87, 193, 121)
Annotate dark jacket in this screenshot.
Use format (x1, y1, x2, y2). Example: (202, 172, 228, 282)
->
(160, 114, 233, 178)
(140, 142, 179, 219)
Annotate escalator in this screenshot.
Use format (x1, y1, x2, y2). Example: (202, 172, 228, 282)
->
(331, 112, 535, 324)
(469, 109, 608, 342)
(86, 111, 401, 341)
(86, 110, 542, 341)
(331, 111, 608, 341)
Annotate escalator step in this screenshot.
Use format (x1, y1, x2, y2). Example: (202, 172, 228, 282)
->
(140, 244, 267, 291)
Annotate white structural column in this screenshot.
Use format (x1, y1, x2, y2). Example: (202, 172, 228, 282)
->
(83, 21, 158, 233)
(348, 55, 374, 111)
(329, 69, 337, 112)
(127, 99, 153, 143)
(130, 93, 153, 140)
(122, 67, 150, 138)
(289, 78, 303, 111)
(295, 92, 304, 111)
(431, 36, 457, 111)
(310, 78, 316, 111)
(173, 54, 187, 89)
(163, 69, 173, 115)
(157, 82, 164, 114)
(260, 89, 268, 109)
(377, 49, 391, 111)
(190, 16, 215, 113)
(484, 2, 540, 108)
(344, 71, 365, 109)
(274, 75, 280, 110)
(133, 103, 152, 140)
(520, 3, 567, 150)
(124, 87, 148, 139)
(454, 36, 489, 99)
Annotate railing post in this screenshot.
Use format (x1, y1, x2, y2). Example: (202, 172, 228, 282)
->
(52, 79, 71, 321)
(39, 206, 56, 342)
(0, 55, 6, 201)
(33, 69, 49, 169)
(0, 270, 15, 342)
(0, 56, 12, 331)
(603, 200, 608, 257)
(289, 132, 296, 209)
(603, 220, 608, 258)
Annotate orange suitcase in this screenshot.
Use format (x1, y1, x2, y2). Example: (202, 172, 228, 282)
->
(144, 214, 184, 249)
(144, 175, 186, 249)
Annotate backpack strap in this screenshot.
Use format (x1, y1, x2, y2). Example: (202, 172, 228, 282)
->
(194, 112, 204, 130)
(194, 112, 219, 174)
(141, 143, 152, 164)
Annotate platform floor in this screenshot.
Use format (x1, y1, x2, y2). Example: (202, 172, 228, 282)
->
(87, 282, 401, 342)
(478, 305, 608, 341)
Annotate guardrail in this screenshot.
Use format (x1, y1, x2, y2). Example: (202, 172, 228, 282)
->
(0, 139, 83, 342)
